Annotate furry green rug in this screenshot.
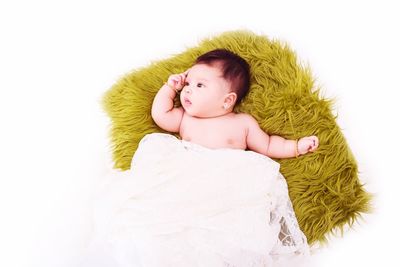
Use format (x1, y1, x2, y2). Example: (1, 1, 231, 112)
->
(102, 30, 371, 245)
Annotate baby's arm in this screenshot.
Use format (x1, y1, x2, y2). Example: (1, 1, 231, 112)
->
(245, 115, 319, 158)
(151, 72, 187, 132)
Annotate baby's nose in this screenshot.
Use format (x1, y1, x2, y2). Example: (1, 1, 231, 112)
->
(184, 87, 191, 94)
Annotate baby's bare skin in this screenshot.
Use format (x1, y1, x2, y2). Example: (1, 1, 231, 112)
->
(180, 112, 249, 150)
(151, 63, 319, 158)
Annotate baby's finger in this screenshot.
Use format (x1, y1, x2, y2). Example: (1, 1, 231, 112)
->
(177, 75, 186, 87)
(310, 140, 319, 152)
(183, 68, 190, 76)
(168, 75, 179, 82)
(169, 78, 178, 86)
(312, 137, 319, 147)
(309, 146, 317, 152)
(308, 136, 318, 145)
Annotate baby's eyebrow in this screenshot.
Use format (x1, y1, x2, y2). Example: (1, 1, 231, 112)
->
(185, 76, 208, 82)
(185, 71, 208, 82)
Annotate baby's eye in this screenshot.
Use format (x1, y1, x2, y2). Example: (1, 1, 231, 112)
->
(197, 83, 204, 88)
(184, 82, 189, 86)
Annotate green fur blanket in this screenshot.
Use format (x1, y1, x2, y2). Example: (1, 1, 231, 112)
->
(102, 30, 371, 245)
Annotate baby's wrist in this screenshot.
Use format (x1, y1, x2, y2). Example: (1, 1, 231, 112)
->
(294, 139, 299, 158)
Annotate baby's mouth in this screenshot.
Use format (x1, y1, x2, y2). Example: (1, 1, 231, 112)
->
(184, 97, 192, 105)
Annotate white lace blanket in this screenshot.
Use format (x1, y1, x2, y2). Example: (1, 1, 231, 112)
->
(81, 133, 310, 267)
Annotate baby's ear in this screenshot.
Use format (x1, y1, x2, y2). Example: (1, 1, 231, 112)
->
(224, 92, 237, 109)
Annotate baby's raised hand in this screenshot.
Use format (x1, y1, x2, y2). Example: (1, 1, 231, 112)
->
(298, 136, 319, 155)
(166, 70, 189, 92)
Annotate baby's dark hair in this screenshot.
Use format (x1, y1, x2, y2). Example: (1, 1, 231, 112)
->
(195, 49, 250, 104)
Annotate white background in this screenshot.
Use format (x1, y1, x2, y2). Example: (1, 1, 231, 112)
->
(1, 0, 399, 266)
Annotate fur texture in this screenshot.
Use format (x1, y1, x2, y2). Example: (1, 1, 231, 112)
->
(102, 30, 371, 244)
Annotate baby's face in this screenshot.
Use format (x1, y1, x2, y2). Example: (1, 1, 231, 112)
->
(180, 63, 232, 118)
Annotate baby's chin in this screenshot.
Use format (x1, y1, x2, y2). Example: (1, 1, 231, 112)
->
(182, 107, 201, 117)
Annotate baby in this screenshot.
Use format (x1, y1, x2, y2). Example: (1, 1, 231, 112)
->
(151, 49, 319, 158)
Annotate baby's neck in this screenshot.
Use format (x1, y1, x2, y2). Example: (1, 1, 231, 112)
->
(190, 111, 235, 120)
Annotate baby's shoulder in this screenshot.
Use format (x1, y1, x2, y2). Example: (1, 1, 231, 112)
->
(231, 112, 258, 127)
(232, 112, 255, 121)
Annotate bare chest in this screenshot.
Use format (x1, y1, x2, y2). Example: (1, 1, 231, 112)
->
(179, 114, 247, 150)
